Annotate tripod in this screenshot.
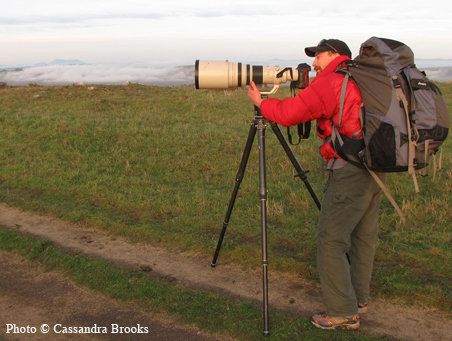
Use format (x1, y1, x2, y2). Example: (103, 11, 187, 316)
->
(211, 105, 321, 336)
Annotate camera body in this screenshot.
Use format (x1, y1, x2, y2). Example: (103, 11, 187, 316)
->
(195, 60, 311, 95)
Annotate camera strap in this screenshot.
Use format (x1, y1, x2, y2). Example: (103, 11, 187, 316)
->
(286, 64, 312, 145)
(286, 122, 311, 145)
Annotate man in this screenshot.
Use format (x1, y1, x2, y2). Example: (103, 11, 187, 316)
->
(248, 39, 385, 330)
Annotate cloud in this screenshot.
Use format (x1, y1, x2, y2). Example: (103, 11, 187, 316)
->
(0, 5, 290, 28)
(0, 13, 167, 26)
(0, 8, 280, 26)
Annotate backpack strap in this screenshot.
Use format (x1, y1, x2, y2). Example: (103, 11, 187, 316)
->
(364, 163, 407, 224)
(433, 150, 437, 181)
(430, 144, 443, 182)
(338, 70, 364, 139)
(422, 139, 430, 177)
(434, 147, 444, 181)
(330, 72, 350, 150)
(329, 70, 364, 165)
(393, 75, 420, 192)
(439, 147, 443, 170)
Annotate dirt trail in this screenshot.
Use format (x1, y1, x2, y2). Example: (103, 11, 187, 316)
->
(0, 251, 225, 341)
(1, 203, 451, 340)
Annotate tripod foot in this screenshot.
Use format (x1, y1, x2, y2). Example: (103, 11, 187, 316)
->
(263, 331, 270, 337)
(211, 263, 217, 268)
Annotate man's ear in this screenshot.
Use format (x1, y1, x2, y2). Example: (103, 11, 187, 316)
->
(329, 52, 341, 59)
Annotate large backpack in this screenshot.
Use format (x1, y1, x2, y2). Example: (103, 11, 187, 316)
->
(331, 37, 450, 221)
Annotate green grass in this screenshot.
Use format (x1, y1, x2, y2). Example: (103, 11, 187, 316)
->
(0, 82, 451, 327)
(0, 227, 384, 340)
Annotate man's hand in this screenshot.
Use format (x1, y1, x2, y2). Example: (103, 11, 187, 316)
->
(247, 81, 263, 108)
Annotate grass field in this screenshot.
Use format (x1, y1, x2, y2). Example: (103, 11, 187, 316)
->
(0, 82, 451, 339)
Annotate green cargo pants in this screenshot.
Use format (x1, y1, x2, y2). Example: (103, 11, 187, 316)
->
(317, 163, 385, 316)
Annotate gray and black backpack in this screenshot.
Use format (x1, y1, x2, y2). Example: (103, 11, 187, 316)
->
(331, 37, 450, 221)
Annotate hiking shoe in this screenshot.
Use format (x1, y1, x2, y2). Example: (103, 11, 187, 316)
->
(311, 314, 360, 330)
(358, 303, 368, 314)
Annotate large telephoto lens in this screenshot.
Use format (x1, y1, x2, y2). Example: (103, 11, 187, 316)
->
(195, 60, 260, 89)
(195, 60, 297, 90)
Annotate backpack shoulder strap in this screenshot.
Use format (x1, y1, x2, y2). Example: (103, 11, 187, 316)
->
(331, 63, 363, 152)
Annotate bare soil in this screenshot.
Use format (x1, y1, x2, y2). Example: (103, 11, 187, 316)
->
(0, 251, 225, 341)
(0, 203, 451, 340)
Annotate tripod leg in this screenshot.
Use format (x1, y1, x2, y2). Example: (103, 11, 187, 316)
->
(256, 117, 270, 337)
(211, 120, 258, 267)
(269, 120, 321, 210)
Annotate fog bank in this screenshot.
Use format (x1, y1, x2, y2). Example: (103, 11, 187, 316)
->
(1, 62, 452, 87)
(0, 63, 194, 86)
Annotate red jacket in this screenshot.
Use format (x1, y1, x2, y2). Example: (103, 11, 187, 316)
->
(260, 56, 362, 161)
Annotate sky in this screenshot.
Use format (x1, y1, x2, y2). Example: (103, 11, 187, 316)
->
(2, 0, 452, 67)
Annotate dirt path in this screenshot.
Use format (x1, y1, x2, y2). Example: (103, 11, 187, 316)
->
(0, 251, 225, 341)
(0, 203, 451, 340)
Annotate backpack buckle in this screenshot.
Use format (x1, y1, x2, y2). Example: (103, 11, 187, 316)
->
(392, 76, 402, 88)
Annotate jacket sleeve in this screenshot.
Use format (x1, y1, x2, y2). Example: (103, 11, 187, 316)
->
(260, 76, 338, 127)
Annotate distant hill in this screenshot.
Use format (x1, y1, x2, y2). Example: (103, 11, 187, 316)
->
(415, 59, 452, 68)
(49, 59, 87, 66)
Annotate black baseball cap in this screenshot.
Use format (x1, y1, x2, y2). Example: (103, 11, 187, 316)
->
(305, 39, 352, 58)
